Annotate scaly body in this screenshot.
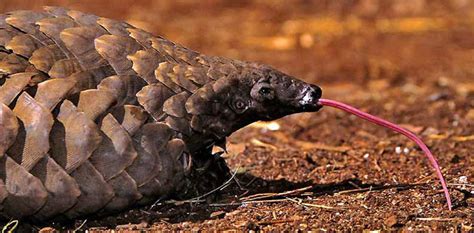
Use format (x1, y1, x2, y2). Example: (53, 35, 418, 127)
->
(0, 7, 322, 221)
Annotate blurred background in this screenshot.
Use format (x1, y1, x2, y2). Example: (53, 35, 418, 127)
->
(1, 1, 473, 91)
(3, 0, 470, 137)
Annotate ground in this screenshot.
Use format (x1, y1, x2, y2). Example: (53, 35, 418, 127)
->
(1, 0, 473, 231)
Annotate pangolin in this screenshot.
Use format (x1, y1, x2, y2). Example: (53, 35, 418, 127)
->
(0, 7, 323, 221)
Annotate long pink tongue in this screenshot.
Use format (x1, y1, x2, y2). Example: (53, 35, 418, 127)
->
(318, 98, 452, 210)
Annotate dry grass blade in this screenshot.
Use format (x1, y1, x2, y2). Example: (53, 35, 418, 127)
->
(240, 186, 313, 201)
(152, 168, 240, 208)
(286, 198, 345, 210)
(1, 220, 18, 233)
(334, 182, 427, 196)
(292, 140, 351, 152)
(416, 218, 462, 221)
(448, 183, 474, 188)
(452, 135, 474, 142)
(250, 139, 278, 150)
(209, 198, 342, 211)
(209, 199, 297, 207)
(185, 167, 240, 201)
(74, 219, 88, 232)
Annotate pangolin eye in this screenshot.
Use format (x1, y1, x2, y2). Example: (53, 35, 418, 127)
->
(259, 87, 272, 96)
(251, 82, 275, 101)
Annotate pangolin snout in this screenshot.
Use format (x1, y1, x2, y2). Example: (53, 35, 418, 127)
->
(298, 84, 323, 111)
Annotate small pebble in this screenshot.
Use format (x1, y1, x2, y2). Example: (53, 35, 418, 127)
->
(422, 127, 440, 135)
(403, 147, 410, 155)
(437, 76, 450, 86)
(428, 92, 449, 101)
(395, 147, 402, 154)
(384, 215, 398, 227)
(267, 122, 280, 131)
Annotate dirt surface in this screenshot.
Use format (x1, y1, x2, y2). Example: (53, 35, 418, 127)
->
(1, 0, 473, 232)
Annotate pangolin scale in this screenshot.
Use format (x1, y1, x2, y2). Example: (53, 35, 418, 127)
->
(0, 7, 322, 221)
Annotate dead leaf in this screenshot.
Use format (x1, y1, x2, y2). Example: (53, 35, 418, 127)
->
(293, 140, 351, 152)
(250, 139, 278, 150)
(428, 134, 449, 140)
(399, 124, 424, 134)
(452, 135, 474, 142)
(210, 210, 226, 219)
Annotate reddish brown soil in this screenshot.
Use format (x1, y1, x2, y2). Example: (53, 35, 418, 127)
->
(2, 1, 473, 231)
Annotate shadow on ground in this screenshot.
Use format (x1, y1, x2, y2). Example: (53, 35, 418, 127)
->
(10, 172, 462, 231)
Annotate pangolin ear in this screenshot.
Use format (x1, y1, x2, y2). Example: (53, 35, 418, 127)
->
(185, 83, 217, 115)
(212, 76, 239, 98)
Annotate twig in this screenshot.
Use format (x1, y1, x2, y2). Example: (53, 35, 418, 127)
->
(244, 176, 258, 187)
(73, 219, 87, 232)
(415, 175, 434, 184)
(293, 141, 351, 152)
(232, 173, 244, 190)
(164, 199, 207, 205)
(448, 183, 474, 188)
(240, 186, 313, 201)
(149, 197, 165, 210)
(308, 164, 345, 177)
(183, 167, 240, 203)
(334, 182, 426, 196)
(1, 220, 18, 233)
(363, 186, 373, 202)
(150, 167, 240, 208)
(414, 167, 449, 184)
(416, 217, 461, 221)
(209, 197, 342, 211)
(451, 135, 474, 142)
(348, 181, 362, 189)
(140, 210, 152, 215)
(250, 139, 278, 150)
(286, 197, 344, 210)
(209, 199, 290, 207)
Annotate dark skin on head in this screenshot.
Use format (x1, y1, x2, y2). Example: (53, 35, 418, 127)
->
(185, 62, 322, 154)
(235, 65, 322, 121)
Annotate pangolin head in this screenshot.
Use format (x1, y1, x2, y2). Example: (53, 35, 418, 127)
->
(186, 60, 322, 149)
(236, 63, 323, 120)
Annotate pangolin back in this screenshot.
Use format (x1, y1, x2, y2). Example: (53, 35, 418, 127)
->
(0, 6, 229, 221)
